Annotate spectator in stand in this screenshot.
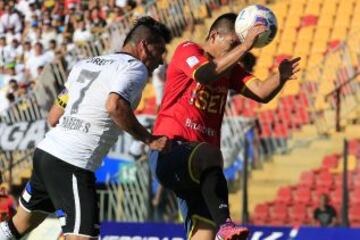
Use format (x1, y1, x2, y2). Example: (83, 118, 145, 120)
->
(0, 1, 5, 17)
(25, 42, 50, 79)
(0, 4, 22, 35)
(45, 39, 57, 62)
(4, 64, 24, 85)
(40, 20, 58, 49)
(22, 40, 32, 65)
(0, 36, 10, 68)
(7, 79, 20, 97)
(112, 6, 125, 22)
(313, 194, 337, 227)
(73, 19, 93, 44)
(90, 6, 107, 33)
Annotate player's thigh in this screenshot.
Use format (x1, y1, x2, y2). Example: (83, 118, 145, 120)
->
(40, 155, 99, 238)
(149, 141, 205, 193)
(189, 142, 224, 180)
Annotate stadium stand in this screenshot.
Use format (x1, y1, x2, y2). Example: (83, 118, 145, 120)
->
(0, 0, 359, 237)
(251, 138, 360, 227)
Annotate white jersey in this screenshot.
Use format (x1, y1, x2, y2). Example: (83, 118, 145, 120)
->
(37, 53, 148, 171)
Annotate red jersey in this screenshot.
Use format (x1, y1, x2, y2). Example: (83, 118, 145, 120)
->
(153, 41, 255, 146)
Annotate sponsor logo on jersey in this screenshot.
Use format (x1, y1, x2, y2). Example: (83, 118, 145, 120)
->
(185, 118, 215, 137)
(60, 116, 91, 133)
(86, 57, 115, 66)
(186, 56, 200, 68)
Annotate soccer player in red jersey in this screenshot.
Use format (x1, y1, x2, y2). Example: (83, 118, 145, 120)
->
(149, 13, 300, 240)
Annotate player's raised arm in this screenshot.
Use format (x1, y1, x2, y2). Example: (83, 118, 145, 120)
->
(194, 23, 267, 85)
(240, 57, 301, 103)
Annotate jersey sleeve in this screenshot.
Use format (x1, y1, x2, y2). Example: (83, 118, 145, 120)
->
(110, 60, 148, 109)
(174, 41, 209, 80)
(230, 64, 257, 93)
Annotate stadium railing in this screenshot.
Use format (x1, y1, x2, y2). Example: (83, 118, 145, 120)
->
(300, 30, 360, 134)
(4, 0, 359, 222)
(0, 0, 232, 221)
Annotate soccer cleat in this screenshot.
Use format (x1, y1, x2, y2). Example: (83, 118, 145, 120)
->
(216, 220, 250, 240)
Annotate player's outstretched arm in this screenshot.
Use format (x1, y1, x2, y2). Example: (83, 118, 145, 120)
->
(241, 57, 301, 103)
(47, 87, 68, 127)
(106, 93, 170, 152)
(47, 104, 65, 127)
(195, 24, 268, 85)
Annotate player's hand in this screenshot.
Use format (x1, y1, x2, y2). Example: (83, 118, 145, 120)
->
(148, 135, 171, 152)
(242, 23, 268, 50)
(278, 57, 301, 82)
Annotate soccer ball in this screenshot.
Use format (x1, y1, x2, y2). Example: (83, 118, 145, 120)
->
(235, 5, 278, 48)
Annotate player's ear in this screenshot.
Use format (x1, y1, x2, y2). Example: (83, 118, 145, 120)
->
(137, 40, 148, 57)
(208, 30, 219, 43)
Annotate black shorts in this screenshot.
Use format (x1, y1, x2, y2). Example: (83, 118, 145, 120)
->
(19, 148, 99, 237)
(149, 141, 216, 237)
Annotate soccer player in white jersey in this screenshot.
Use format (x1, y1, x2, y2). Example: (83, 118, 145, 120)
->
(0, 17, 172, 240)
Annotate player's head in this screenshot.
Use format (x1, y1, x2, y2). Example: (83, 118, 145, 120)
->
(206, 13, 240, 57)
(123, 17, 172, 73)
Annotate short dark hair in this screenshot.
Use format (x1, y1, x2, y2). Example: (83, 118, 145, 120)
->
(123, 16, 172, 47)
(206, 13, 237, 40)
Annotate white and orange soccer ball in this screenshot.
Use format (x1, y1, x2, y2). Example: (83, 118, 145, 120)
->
(235, 5, 278, 48)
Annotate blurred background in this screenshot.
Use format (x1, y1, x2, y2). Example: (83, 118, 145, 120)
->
(0, 0, 359, 239)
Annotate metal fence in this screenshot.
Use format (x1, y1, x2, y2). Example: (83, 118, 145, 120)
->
(3, 0, 359, 222)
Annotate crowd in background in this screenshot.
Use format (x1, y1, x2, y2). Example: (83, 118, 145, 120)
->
(0, 0, 154, 111)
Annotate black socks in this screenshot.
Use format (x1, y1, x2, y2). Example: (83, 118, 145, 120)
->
(200, 166, 230, 226)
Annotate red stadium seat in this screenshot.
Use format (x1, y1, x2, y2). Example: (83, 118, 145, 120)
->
(348, 139, 360, 156)
(353, 176, 360, 189)
(299, 171, 316, 189)
(349, 206, 360, 227)
(349, 193, 360, 207)
(322, 154, 340, 170)
(273, 122, 289, 138)
(252, 203, 270, 225)
(294, 187, 312, 206)
(231, 96, 245, 115)
(333, 174, 354, 190)
(290, 204, 310, 225)
(296, 93, 310, 108)
(270, 203, 289, 226)
(330, 187, 343, 207)
(276, 186, 293, 205)
(301, 15, 318, 27)
(315, 171, 334, 190)
(259, 122, 272, 138)
(328, 40, 341, 51)
(350, 189, 360, 207)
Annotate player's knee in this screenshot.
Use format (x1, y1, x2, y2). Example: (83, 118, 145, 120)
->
(197, 143, 223, 170)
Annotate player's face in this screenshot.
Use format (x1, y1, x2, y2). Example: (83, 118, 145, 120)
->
(141, 38, 166, 73)
(215, 31, 241, 56)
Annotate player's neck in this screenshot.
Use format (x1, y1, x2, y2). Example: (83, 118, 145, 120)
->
(203, 42, 220, 59)
(121, 45, 140, 60)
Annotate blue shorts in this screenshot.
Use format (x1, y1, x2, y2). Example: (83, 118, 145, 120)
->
(149, 141, 216, 237)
